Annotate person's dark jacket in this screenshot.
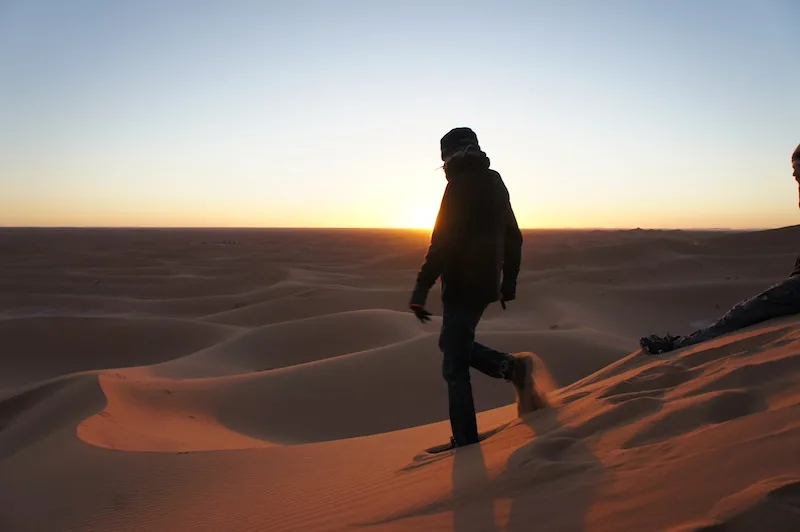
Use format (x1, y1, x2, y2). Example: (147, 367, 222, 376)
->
(792, 256, 800, 277)
(410, 149, 523, 309)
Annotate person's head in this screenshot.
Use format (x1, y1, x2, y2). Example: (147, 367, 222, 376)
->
(793, 143, 800, 209)
(793, 143, 800, 180)
(439, 127, 490, 180)
(440, 127, 480, 162)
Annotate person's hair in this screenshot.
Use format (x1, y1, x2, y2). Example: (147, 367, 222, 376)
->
(443, 144, 480, 164)
(793, 143, 800, 161)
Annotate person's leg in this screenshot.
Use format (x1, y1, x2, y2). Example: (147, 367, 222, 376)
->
(675, 276, 800, 348)
(470, 341, 514, 379)
(642, 276, 800, 354)
(448, 302, 515, 379)
(439, 304, 483, 447)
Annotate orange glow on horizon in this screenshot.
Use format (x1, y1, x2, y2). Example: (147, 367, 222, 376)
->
(392, 204, 438, 230)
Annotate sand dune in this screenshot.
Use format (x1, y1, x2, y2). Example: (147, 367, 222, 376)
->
(155, 308, 430, 377)
(0, 374, 105, 462)
(0, 316, 239, 388)
(78, 372, 272, 452)
(202, 286, 411, 327)
(0, 227, 798, 531)
(78, 326, 629, 450)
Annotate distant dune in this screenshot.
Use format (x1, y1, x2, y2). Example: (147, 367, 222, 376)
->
(0, 227, 798, 531)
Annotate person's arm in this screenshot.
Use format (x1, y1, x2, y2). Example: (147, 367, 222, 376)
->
(501, 197, 523, 301)
(410, 182, 465, 307)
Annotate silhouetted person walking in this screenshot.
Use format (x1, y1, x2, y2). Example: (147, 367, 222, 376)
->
(408, 127, 534, 449)
(641, 143, 800, 354)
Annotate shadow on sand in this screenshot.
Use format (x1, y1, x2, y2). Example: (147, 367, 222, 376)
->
(452, 406, 605, 532)
(452, 444, 501, 532)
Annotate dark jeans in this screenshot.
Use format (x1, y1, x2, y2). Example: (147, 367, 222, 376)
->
(675, 275, 800, 349)
(439, 303, 513, 446)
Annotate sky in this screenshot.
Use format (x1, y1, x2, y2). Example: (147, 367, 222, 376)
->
(1, 0, 798, 229)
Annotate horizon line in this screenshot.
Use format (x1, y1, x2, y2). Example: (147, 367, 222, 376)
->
(0, 225, 792, 232)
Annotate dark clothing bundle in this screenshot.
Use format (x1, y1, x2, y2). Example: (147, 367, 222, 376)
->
(669, 275, 800, 350)
(643, 258, 800, 355)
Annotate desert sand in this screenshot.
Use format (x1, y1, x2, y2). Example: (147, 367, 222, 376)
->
(1, 226, 799, 532)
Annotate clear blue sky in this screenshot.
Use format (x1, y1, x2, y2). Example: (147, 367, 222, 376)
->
(1, 0, 798, 228)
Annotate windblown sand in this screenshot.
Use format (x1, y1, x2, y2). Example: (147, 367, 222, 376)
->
(1, 227, 799, 531)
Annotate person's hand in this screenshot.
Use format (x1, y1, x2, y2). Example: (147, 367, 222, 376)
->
(500, 291, 516, 310)
(409, 288, 430, 323)
(409, 304, 432, 323)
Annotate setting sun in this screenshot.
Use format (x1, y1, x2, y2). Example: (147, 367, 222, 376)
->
(394, 203, 439, 230)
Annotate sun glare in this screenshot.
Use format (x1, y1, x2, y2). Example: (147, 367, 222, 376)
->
(397, 204, 438, 230)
